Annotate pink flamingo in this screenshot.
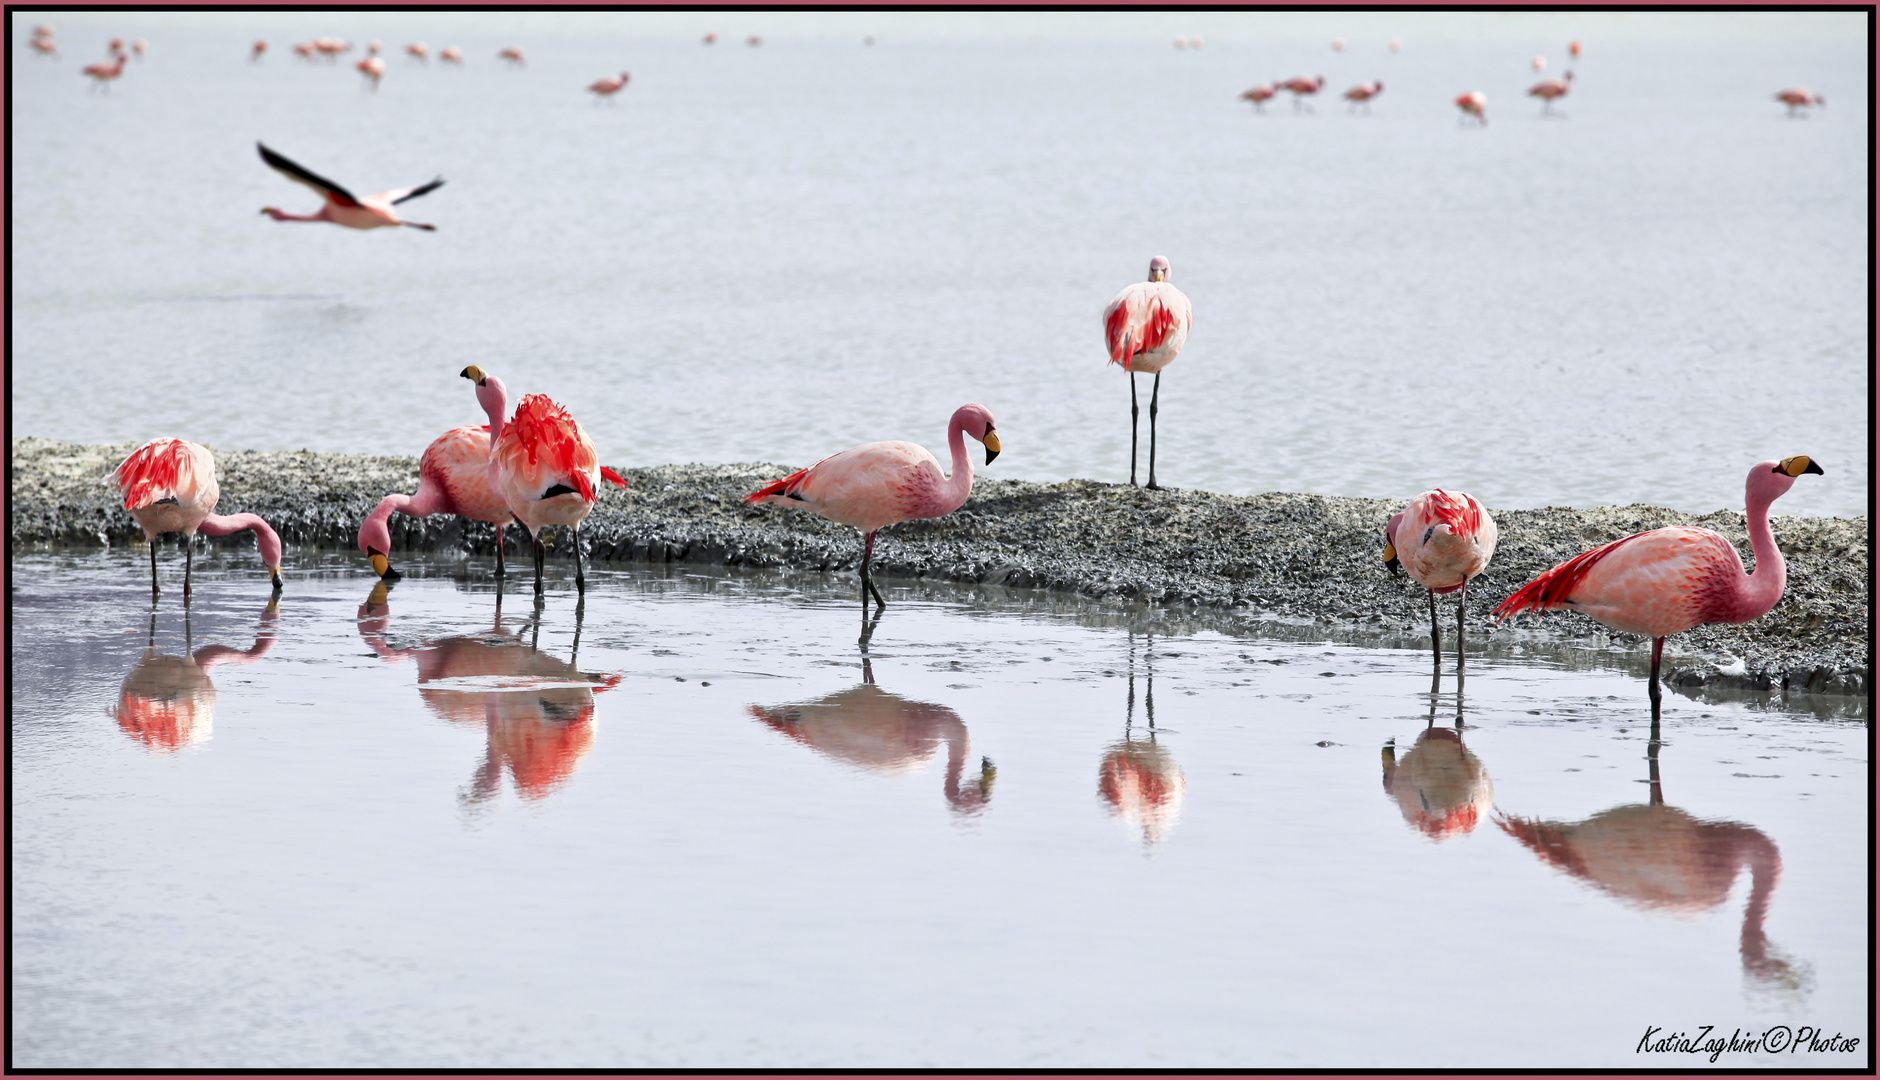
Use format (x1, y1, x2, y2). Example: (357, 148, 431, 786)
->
(357, 421, 515, 582)
(1281, 74, 1325, 111)
(406, 42, 428, 63)
(703, 32, 718, 44)
(1330, 37, 1345, 51)
(1528, 69, 1574, 114)
(115, 438, 284, 597)
(463, 366, 628, 596)
(1774, 88, 1825, 116)
(357, 55, 385, 90)
(312, 37, 349, 61)
(747, 35, 763, 46)
(1455, 90, 1487, 126)
(251, 39, 267, 62)
(293, 42, 315, 61)
(1343, 80, 1383, 112)
(108, 37, 125, 58)
(1240, 83, 1279, 113)
(1569, 40, 1583, 59)
(744, 403, 1001, 613)
(1382, 725, 1494, 841)
(1103, 255, 1191, 489)
(439, 45, 463, 64)
(30, 31, 59, 58)
(1383, 489, 1497, 666)
(587, 71, 631, 101)
(258, 143, 444, 231)
(82, 55, 127, 92)
(1173, 36, 1187, 49)
(132, 38, 146, 59)
(1493, 456, 1824, 709)
(1532, 53, 1547, 72)
(499, 46, 526, 66)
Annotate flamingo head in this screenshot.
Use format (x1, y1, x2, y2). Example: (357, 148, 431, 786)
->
(1814, 93, 1826, 105)
(1382, 511, 1405, 573)
(461, 365, 510, 426)
(952, 403, 1000, 465)
(1147, 255, 1171, 282)
(1752, 456, 1823, 507)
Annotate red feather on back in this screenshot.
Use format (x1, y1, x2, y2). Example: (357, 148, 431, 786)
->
(503, 394, 599, 502)
(1425, 489, 1483, 536)
(115, 438, 198, 510)
(1493, 534, 1639, 618)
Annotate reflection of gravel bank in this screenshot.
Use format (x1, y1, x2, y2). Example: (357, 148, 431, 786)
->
(13, 437, 1870, 697)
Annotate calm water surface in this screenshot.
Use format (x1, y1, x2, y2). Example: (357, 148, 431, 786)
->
(9, 550, 1868, 1068)
(8, 12, 1869, 517)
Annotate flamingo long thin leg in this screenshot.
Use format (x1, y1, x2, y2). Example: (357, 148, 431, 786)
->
(1457, 581, 1467, 667)
(495, 525, 506, 579)
(1427, 588, 1441, 663)
(573, 522, 585, 594)
(184, 542, 194, 600)
(1146, 372, 1162, 490)
(150, 542, 160, 597)
(1129, 374, 1140, 487)
(1648, 635, 1665, 711)
(861, 530, 887, 610)
(533, 530, 546, 596)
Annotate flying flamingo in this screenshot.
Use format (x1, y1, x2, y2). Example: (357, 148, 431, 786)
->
(1383, 489, 1497, 668)
(587, 71, 631, 101)
(463, 366, 628, 596)
(499, 46, 526, 66)
(257, 143, 444, 231)
(357, 55, 385, 90)
(1455, 90, 1487, 125)
(1774, 88, 1825, 116)
(406, 42, 428, 62)
(744, 403, 1001, 614)
(357, 420, 516, 582)
(439, 45, 463, 64)
(82, 55, 127, 92)
(1493, 456, 1824, 710)
(1240, 83, 1279, 112)
(1528, 69, 1574, 114)
(251, 39, 267, 61)
(1343, 80, 1383, 112)
(313, 37, 349, 61)
(1281, 74, 1326, 111)
(115, 438, 285, 597)
(1103, 255, 1191, 489)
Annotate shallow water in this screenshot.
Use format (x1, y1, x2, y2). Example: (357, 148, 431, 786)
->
(9, 549, 1869, 1068)
(8, 11, 1869, 517)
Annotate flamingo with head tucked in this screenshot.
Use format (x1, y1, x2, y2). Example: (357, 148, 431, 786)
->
(461, 366, 628, 596)
(257, 142, 443, 230)
(1493, 456, 1824, 711)
(744, 404, 1001, 614)
(1103, 255, 1191, 490)
(1455, 90, 1487, 125)
(357, 417, 515, 582)
(1384, 489, 1497, 669)
(115, 438, 284, 597)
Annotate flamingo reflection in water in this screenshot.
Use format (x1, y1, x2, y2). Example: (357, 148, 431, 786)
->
(1380, 695, 1494, 841)
(1098, 632, 1186, 848)
(358, 584, 620, 803)
(749, 655, 994, 816)
(1496, 719, 1809, 993)
(114, 599, 280, 752)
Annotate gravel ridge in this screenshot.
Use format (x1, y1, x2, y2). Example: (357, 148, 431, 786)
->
(11, 437, 1870, 698)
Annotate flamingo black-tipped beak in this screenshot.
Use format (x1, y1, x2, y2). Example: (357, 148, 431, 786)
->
(269, 566, 284, 592)
(368, 551, 391, 578)
(1383, 540, 1401, 574)
(1775, 456, 1824, 477)
(460, 365, 486, 385)
(983, 429, 1001, 465)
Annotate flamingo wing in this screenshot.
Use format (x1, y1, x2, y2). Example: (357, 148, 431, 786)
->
(257, 143, 363, 208)
(600, 466, 629, 488)
(1493, 533, 1643, 619)
(386, 177, 446, 204)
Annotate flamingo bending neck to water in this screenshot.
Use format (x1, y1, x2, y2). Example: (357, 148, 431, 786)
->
(588, 71, 630, 100)
(1240, 83, 1279, 112)
(744, 404, 1000, 614)
(1493, 456, 1824, 711)
(1281, 74, 1325, 111)
(83, 54, 127, 91)
(1528, 69, 1574, 114)
(358, 421, 516, 581)
(462, 366, 628, 596)
(1774, 88, 1825, 116)
(1103, 256, 1191, 489)
(115, 438, 284, 597)
(257, 143, 444, 230)
(1456, 91, 1488, 125)
(1383, 489, 1497, 671)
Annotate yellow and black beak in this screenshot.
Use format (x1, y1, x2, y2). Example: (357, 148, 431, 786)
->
(1382, 539, 1401, 574)
(982, 428, 1001, 466)
(461, 364, 486, 385)
(269, 566, 284, 592)
(368, 550, 390, 578)
(1775, 455, 1824, 477)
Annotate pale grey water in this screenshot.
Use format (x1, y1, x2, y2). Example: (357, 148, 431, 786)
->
(8, 551, 1870, 1068)
(9, 11, 1870, 517)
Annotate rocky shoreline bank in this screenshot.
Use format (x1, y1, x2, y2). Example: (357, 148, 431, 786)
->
(11, 437, 1871, 699)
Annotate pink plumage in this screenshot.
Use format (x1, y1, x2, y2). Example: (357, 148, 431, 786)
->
(1385, 488, 1496, 669)
(357, 424, 516, 578)
(115, 438, 283, 594)
(1103, 256, 1191, 489)
(257, 143, 444, 231)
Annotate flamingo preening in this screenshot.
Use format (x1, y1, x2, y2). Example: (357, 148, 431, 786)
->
(1528, 69, 1574, 114)
(587, 71, 631, 101)
(462, 366, 628, 597)
(1281, 74, 1325, 111)
(1240, 83, 1279, 112)
(357, 422, 515, 582)
(1343, 80, 1383, 112)
(115, 438, 284, 597)
(1103, 256, 1191, 489)
(1455, 90, 1488, 126)
(744, 403, 1001, 615)
(1384, 489, 1497, 670)
(257, 143, 444, 230)
(82, 55, 127, 91)
(1774, 88, 1825, 116)
(1493, 456, 1824, 711)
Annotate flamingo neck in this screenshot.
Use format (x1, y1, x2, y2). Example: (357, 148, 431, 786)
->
(937, 415, 975, 514)
(1737, 489, 1787, 619)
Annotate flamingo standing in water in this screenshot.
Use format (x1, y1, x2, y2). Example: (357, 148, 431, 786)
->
(357, 55, 385, 90)
(1774, 88, 1825, 116)
(703, 32, 718, 44)
(1494, 456, 1824, 710)
(1343, 80, 1383, 112)
(1103, 255, 1191, 489)
(745, 403, 1001, 614)
(588, 71, 630, 101)
(1281, 74, 1325, 111)
(82, 55, 127, 91)
(439, 45, 463, 64)
(1569, 40, 1583, 59)
(406, 42, 428, 63)
(1383, 489, 1497, 668)
(1455, 90, 1488, 125)
(463, 366, 628, 596)
(357, 419, 516, 582)
(1532, 54, 1547, 72)
(251, 39, 267, 61)
(1240, 83, 1279, 112)
(499, 46, 526, 66)
(1528, 69, 1574, 114)
(115, 438, 284, 597)
(31, 29, 59, 58)
(257, 143, 444, 230)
